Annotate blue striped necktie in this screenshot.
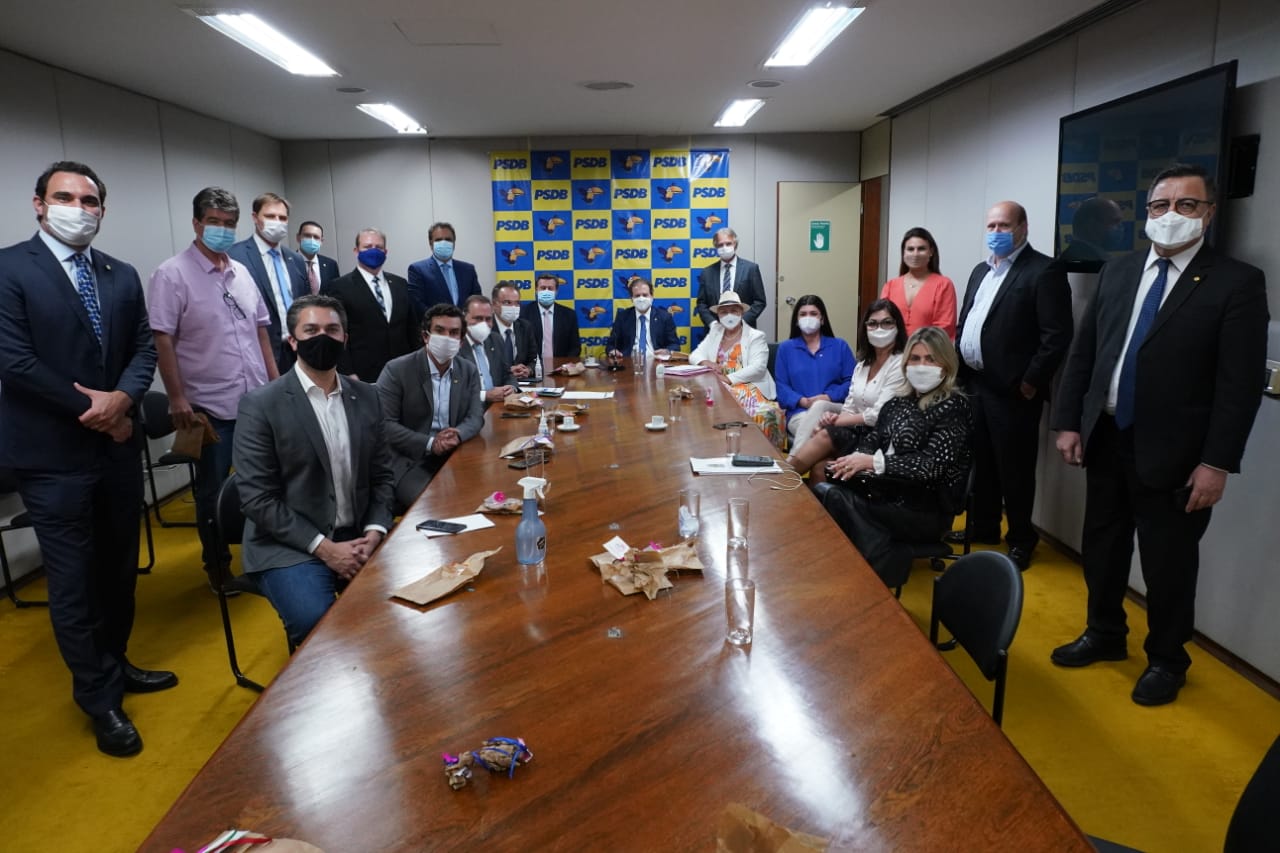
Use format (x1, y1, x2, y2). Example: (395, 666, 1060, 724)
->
(71, 252, 103, 343)
(268, 248, 292, 312)
(1114, 258, 1170, 430)
(443, 262, 458, 304)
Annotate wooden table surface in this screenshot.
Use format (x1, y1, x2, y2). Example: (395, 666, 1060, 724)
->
(141, 365, 1089, 852)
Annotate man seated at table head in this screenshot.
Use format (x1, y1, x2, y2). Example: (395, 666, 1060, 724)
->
(458, 294, 518, 405)
(376, 304, 484, 512)
(607, 275, 681, 358)
(491, 281, 537, 379)
(233, 294, 395, 649)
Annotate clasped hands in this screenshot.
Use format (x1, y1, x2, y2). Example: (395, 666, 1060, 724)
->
(316, 531, 384, 581)
(827, 452, 875, 481)
(432, 427, 462, 456)
(74, 383, 133, 443)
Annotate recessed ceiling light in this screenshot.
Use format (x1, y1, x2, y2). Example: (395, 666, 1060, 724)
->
(714, 99, 766, 128)
(748, 79, 784, 89)
(357, 103, 428, 135)
(189, 11, 339, 77)
(580, 81, 635, 91)
(336, 86, 367, 94)
(764, 5, 864, 67)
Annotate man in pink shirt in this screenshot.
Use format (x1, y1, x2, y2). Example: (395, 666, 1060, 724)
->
(148, 187, 278, 591)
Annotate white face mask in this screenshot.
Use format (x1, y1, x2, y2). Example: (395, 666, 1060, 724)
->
(906, 364, 944, 393)
(868, 327, 897, 348)
(1144, 211, 1204, 250)
(44, 204, 101, 247)
(632, 296, 653, 313)
(428, 335, 461, 362)
(797, 315, 821, 335)
(259, 219, 289, 244)
(718, 312, 742, 330)
(468, 321, 492, 344)
(499, 305, 521, 324)
(716, 244, 736, 261)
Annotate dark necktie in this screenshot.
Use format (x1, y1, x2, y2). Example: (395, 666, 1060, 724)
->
(638, 313, 649, 354)
(505, 327, 515, 362)
(307, 260, 319, 293)
(721, 262, 732, 293)
(1114, 258, 1171, 430)
(71, 253, 103, 343)
(371, 274, 387, 315)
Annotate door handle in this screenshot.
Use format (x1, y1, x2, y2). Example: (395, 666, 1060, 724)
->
(785, 296, 796, 306)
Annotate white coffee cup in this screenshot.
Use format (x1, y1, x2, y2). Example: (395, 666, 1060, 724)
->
(562, 415, 576, 428)
(650, 415, 666, 428)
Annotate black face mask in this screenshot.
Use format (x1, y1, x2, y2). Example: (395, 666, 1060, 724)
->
(294, 334, 344, 371)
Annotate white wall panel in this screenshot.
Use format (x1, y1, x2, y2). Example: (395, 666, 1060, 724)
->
(0, 52, 61, 243)
(885, 107, 930, 279)
(1216, 0, 1280, 85)
(281, 141, 339, 256)
(156, 104, 235, 249)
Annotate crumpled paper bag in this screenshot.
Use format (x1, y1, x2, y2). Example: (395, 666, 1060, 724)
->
(170, 413, 218, 459)
(498, 434, 554, 459)
(716, 803, 829, 852)
(590, 539, 703, 600)
(390, 549, 501, 606)
(475, 492, 523, 515)
(503, 394, 541, 411)
(552, 361, 586, 375)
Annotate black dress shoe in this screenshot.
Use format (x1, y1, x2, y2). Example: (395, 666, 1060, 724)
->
(122, 661, 179, 693)
(1008, 546, 1033, 571)
(1050, 633, 1128, 667)
(92, 708, 142, 757)
(944, 529, 1002, 546)
(1132, 666, 1186, 706)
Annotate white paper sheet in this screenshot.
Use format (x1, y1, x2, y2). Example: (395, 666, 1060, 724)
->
(418, 513, 497, 539)
(689, 457, 783, 475)
(561, 391, 615, 400)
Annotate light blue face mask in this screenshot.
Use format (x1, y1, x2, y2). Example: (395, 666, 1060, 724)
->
(536, 289, 556, 307)
(201, 225, 236, 253)
(985, 230, 1014, 257)
(299, 237, 322, 255)
(432, 240, 455, 262)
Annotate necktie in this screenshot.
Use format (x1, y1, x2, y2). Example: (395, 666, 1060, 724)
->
(505, 328, 515, 363)
(443, 262, 458, 305)
(475, 342, 493, 391)
(1114, 258, 1171, 430)
(307, 259, 319, 293)
(71, 253, 103, 343)
(267, 248, 292, 312)
(638, 313, 649, 355)
(541, 309, 554, 369)
(371, 275, 387, 317)
(721, 262, 732, 294)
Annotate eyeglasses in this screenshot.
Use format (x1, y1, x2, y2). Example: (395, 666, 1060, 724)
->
(222, 290, 246, 320)
(1145, 198, 1212, 217)
(864, 319, 896, 330)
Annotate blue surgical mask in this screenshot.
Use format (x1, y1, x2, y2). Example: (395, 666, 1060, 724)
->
(300, 237, 322, 255)
(201, 225, 236, 253)
(432, 240, 454, 262)
(985, 230, 1014, 257)
(357, 247, 387, 269)
(536, 289, 556, 307)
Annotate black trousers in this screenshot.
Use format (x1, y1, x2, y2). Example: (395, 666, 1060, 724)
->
(823, 487, 951, 589)
(1082, 415, 1211, 672)
(16, 447, 143, 716)
(968, 376, 1043, 551)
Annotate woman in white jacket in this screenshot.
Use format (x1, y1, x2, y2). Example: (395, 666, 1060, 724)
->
(689, 291, 784, 446)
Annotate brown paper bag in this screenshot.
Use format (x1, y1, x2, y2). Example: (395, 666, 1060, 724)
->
(169, 413, 216, 459)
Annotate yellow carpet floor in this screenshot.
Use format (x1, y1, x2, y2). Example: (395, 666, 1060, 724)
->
(1, 495, 1277, 852)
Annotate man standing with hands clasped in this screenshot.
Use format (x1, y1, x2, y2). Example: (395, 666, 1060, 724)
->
(1050, 163, 1268, 706)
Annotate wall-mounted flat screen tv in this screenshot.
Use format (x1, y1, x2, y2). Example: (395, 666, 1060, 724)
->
(1054, 60, 1236, 272)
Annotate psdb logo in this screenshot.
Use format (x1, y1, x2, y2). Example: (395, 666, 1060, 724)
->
(496, 220, 530, 231)
(536, 249, 570, 261)
(494, 158, 528, 170)
(655, 276, 684, 288)
(534, 189, 568, 201)
(693, 246, 718, 259)
(1062, 172, 1095, 184)
(654, 217, 688, 229)
(574, 157, 608, 168)
(693, 186, 726, 198)
(616, 248, 649, 260)
(575, 218, 609, 229)
(583, 335, 610, 348)
(653, 156, 687, 168)
(614, 188, 648, 200)
(578, 278, 609, 289)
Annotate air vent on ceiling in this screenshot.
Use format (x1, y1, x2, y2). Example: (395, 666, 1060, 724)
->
(748, 80, 784, 89)
(580, 81, 635, 91)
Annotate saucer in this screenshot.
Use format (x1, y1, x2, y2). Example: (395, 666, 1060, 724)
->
(558, 423, 581, 432)
(644, 422, 668, 431)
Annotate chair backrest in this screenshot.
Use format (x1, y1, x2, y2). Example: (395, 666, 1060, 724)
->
(932, 551, 1023, 680)
(766, 342, 778, 377)
(141, 390, 176, 440)
(1225, 734, 1280, 852)
(216, 472, 246, 547)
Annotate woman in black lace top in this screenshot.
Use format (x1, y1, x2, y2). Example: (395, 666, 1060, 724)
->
(821, 326, 972, 589)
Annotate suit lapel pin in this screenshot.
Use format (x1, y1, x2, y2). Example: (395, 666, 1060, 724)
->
(1193, 276, 1201, 282)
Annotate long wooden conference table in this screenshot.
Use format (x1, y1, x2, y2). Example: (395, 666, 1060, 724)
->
(141, 364, 1088, 852)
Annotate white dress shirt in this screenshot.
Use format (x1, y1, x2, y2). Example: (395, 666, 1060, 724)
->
(37, 228, 93, 293)
(426, 355, 452, 451)
(959, 242, 1028, 370)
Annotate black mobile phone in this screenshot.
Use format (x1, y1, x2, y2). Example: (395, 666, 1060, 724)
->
(731, 454, 774, 467)
(416, 519, 467, 535)
(713, 421, 749, 430)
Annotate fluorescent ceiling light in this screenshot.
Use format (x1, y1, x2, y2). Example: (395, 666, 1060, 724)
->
(193, 12, 339, 76)
(764, 5, 864, 67)
(357, 103, 429, 135)
(715, 99, 766, 128)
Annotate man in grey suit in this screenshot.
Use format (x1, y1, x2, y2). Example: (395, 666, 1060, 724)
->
(695, 227, 767, 330)
(376, 303, 485, 511)
(233, 294, 395, 649)
(458, 295, 518, 406)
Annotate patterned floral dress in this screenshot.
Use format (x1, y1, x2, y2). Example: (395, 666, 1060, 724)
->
(717, 341, 786, 448)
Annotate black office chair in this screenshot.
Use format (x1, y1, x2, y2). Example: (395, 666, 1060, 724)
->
(766, 341, 778, 378)
(0, 467, 48, 608)
(929, 550, 1023, 727)
(909, 463, 976, 572)
(212, 473, 265, 692)
(140, 390, 198, 528)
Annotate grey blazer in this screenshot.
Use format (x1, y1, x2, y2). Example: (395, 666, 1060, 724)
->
(375, 349, 485, 483)
(233, 370, 395, 573)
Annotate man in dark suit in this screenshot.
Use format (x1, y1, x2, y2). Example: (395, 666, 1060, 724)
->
(955, 201, 1072, 569)
(695, 227, 767, 329)
(406, 221, 481, 313)
(320, 228, 418, 381)
(227, 192, 309, 372)
(233, 294, 395, 650)
(458, 295, 518, 405)
(491, 281, 538, 378)
(1050, 164, 1268, 705)
(521, 272, 581, 368)
(0, 161, 174, 757)
(607, 276, 681, 356)
(376, 304, 485, 510)
(296, 220, 340, 291)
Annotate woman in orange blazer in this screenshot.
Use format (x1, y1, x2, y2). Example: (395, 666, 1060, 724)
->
(880, 227, 957, 340)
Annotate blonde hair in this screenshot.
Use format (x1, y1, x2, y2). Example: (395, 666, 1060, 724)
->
(901, 326, 958, 409)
